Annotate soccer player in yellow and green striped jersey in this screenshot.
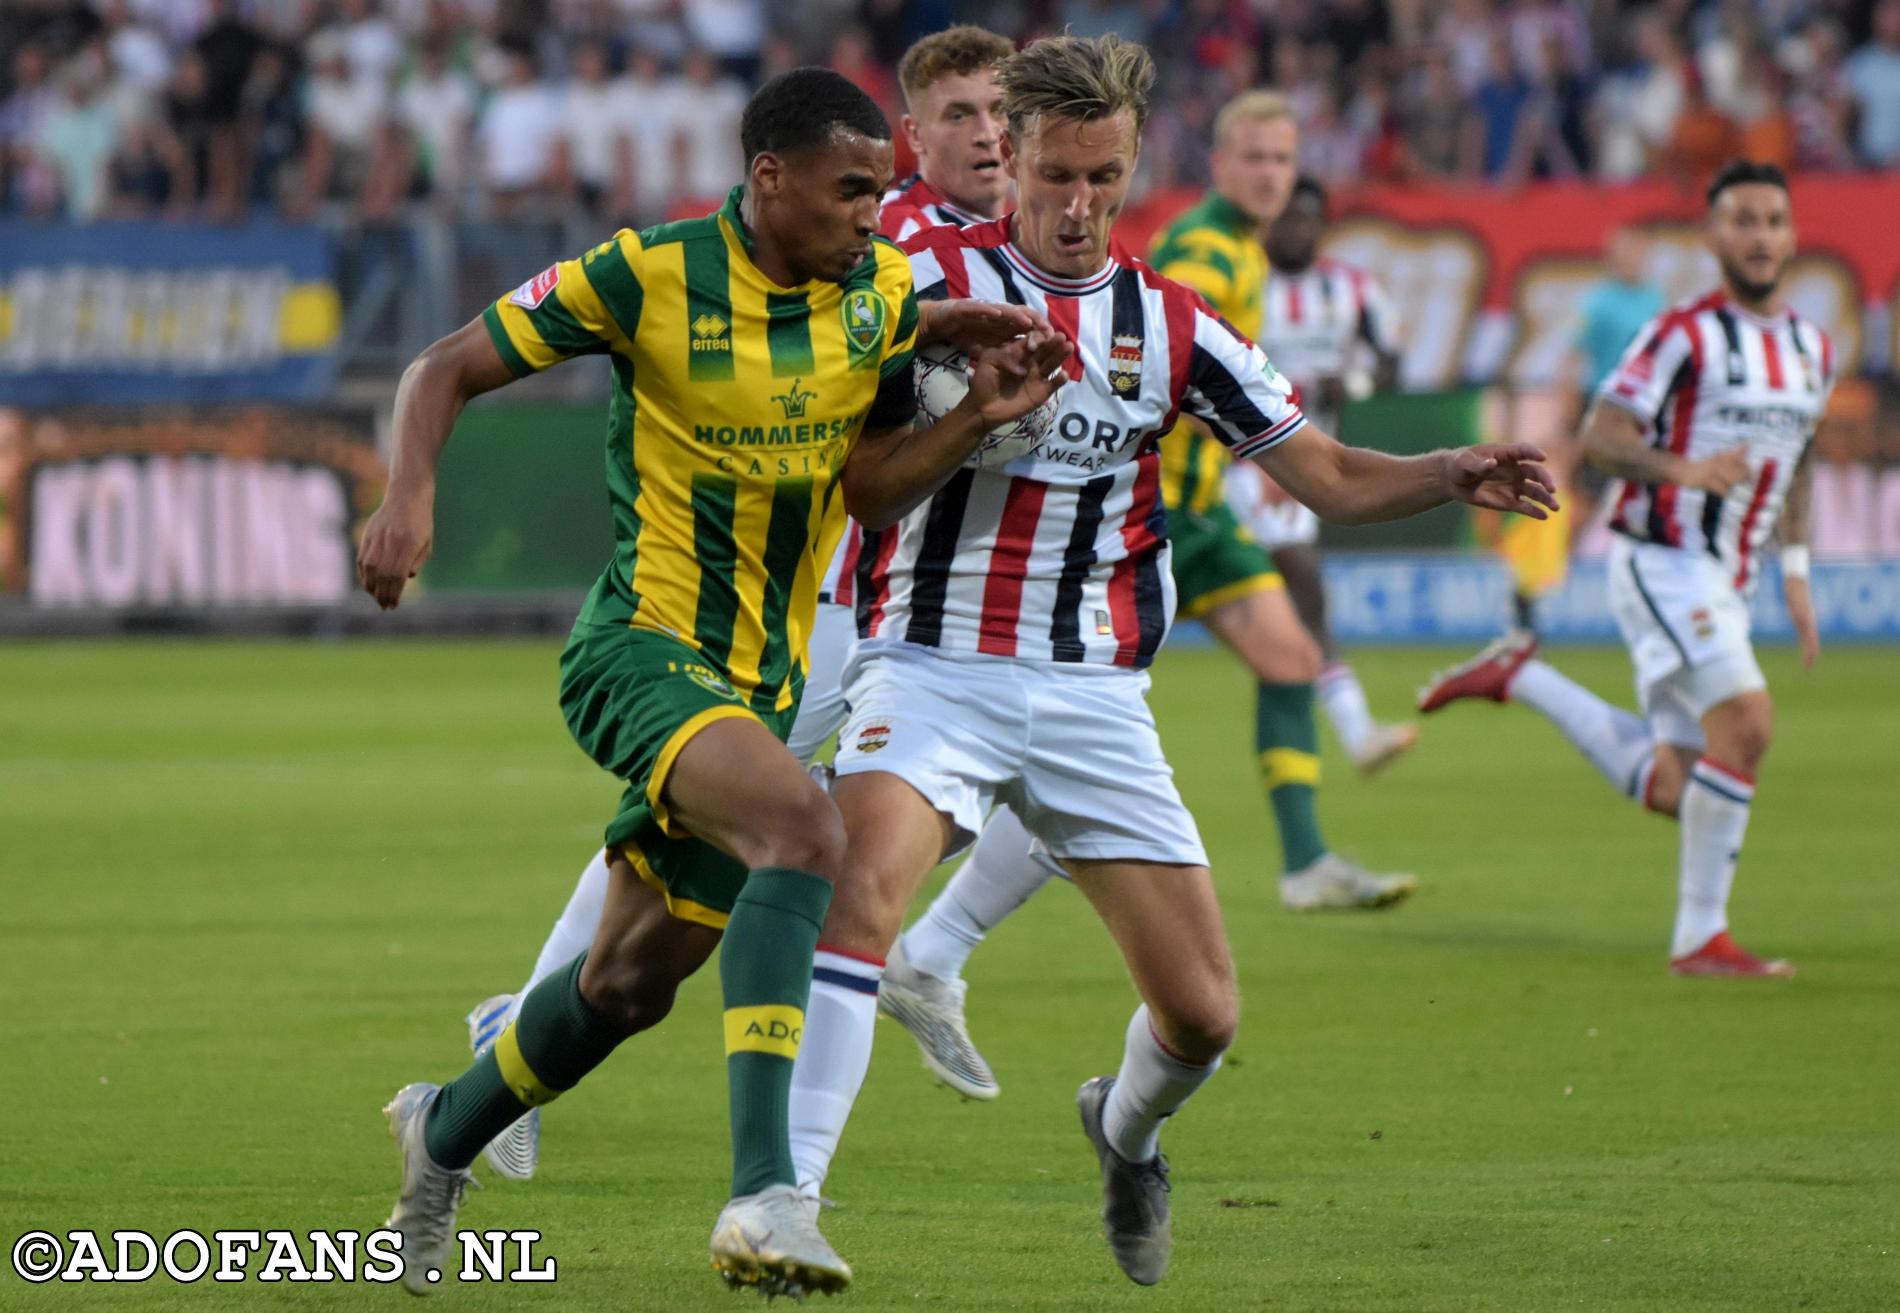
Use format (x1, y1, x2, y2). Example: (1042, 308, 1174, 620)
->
(1147, 91, 1418, 912)
(356, 68, 1070, 1298)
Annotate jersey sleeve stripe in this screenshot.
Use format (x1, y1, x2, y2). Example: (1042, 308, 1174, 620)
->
(1229, 412, 1307, 460)
(482, 303, 535, 377)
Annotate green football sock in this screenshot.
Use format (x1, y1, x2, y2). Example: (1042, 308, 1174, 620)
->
(720, 866, 832, 1199)
(1256, 681, 1328, 874)
(423, 953, 622, 1169)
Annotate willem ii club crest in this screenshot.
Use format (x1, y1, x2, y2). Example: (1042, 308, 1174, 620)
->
(854, 723, 891, 754)
(1108, 334, 1143, 397)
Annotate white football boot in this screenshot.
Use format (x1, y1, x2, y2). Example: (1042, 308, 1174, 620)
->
(383, 1082, 476, 1295)
(1280, 852, 1418, 911)
(876, 937, 999, 1100)
(1076, 1076, 1173, 1286)
(466, 994, 539, 1181)
(710, 1182, 852, 1297)
(1349, 721, 1419, 776)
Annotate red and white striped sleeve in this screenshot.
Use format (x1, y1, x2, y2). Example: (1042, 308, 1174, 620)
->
(1598, 311, 1699, 427)
(1178, 297, 1307, 460)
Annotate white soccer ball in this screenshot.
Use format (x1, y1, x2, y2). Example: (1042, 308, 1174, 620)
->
(913, 341, 1060, 470)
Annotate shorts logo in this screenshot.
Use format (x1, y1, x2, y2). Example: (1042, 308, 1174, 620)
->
(509, 265, 560, 310)
(1095, 608, 1113, 636)
(1690, 606, 1715, 639)
(841, 289, 886, 355)
(855, 723, 891, 754)
(670, 660, 737, 698)
(1108, 334, 1143, 397)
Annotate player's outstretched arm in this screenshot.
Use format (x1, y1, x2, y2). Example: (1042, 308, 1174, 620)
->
(1254, 424, 1559, 525)
(842, 331, 1072, 530)
(917, 299, 1053, 351)
(357, 320, 517, 610)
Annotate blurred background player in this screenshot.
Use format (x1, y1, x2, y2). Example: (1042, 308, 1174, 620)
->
(879, 25, 1015, 240)
(1420, 162, 1827, 979)
(875, 89, 1419, 1113)
(1225, 173, 1416, 773)
(1487, 223, 1669, 633)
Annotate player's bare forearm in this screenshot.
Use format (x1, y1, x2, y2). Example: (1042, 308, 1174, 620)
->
(358, 320, 515, 609)
(1579, 400, 1683, 485)
(1777, 446, 1814, 547)
(1257, 427, 1556, 524)
(841, 404, 988, 530)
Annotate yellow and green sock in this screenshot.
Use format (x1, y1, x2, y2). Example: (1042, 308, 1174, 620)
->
(1256, 681, 1327, 873)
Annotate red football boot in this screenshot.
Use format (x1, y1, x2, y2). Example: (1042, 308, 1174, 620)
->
(1417, 630, 1540, 714)
(1669, 930, 1795, 978)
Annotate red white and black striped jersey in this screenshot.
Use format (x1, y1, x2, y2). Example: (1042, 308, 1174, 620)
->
(819, 176, 992, 603)
(1598, 291, 1834, 592)
(877, 173, 993, 244)
(1257, 257, 1399, 398)
(854, 218, 1307, 668)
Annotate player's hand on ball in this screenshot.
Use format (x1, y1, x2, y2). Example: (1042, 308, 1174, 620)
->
(1443, 443, 1560, 519)
(920, 298, 1055, 352)
(357, 494, 434, 610)
(966, 330, 1073, 428)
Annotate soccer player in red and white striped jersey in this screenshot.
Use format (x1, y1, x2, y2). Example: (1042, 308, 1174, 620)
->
(801, 34, 1555, 1286)
(1421, 161, 1829, 978)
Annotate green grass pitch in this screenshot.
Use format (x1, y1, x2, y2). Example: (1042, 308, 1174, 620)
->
(2, 640, 1895, 1310)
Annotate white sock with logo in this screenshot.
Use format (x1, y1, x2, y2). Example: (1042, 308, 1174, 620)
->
(1509, 661, 1658, 800)
(1102, 1005, 1223, 1164)
(900, 806, 1060, 982)
(1672, 758, 1755, 958)
(788, 946, 883, 1194)
(519, 847, 612, 998)
(1316, 661, 1377, 758)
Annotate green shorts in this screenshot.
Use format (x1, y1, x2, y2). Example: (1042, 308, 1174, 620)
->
(559, 623, 797, 929)
(1169, 500, 1282, 620)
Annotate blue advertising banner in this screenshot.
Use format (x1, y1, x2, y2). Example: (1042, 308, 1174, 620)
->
(0, 223, 342, 404)
(1319, 555, 1900, 644)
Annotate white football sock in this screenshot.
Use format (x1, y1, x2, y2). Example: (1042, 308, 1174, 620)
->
(1510, 660, 1658, 800)
(900, 805, 1059, 982)
(788, 946, 883, 1193)
(1672, 758, 1755, 958)
(519, 847, 611, 997)
(1102, 1004, 1222, 1164)
(1316, 661, 1377, 758)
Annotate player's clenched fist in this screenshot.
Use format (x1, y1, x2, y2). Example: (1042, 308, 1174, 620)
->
(356, 494, 434, 610)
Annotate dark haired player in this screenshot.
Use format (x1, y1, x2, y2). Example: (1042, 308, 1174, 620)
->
(357, 68, 1066, 1296)
(1421, 162, 1830, 978)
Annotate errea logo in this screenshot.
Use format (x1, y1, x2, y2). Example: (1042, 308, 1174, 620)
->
(692, 314, 731, 352)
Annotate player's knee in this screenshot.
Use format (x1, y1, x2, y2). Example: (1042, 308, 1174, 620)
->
(1152, 987, 1239, 1063)
(737, 785, 847, 877)
(818, 861, 909, 957)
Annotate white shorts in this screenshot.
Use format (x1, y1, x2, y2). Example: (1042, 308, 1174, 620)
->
(833, 643, 1209, 868)
(1225, 458, 1319, 549)
(1605, 536, 1767, 747)
(786, 602, 856, 763)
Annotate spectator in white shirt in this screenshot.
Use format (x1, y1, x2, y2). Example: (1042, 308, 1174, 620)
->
(397, 35, 477, 207)
(294, 29, 397, 217)
(668, 48, 746, 207)
(615, 44, 679, 222)
(478, 44, 562, 213)
(557, 42, 630, 217)
(1845, 0, 1900, 166)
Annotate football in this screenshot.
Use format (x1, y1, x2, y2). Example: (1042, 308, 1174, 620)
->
(913, 341, 1062, 470)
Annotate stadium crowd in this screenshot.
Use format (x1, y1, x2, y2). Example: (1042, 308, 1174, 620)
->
(3, 0, 1898, 225)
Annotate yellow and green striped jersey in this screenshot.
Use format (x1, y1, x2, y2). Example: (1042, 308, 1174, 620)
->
(484, 186, 919, 714)
(1149, 192, 1270, 516)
